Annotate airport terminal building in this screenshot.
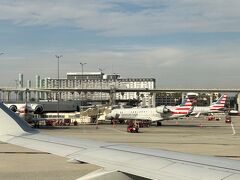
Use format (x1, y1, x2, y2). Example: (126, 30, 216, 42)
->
(36, 72, 156, 107)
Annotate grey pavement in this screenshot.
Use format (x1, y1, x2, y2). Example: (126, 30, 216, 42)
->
(0, 115, 240, 180)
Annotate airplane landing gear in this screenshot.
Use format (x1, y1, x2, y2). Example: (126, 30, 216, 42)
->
(33, 121, 40, 128)
(156, 121, 162, 126)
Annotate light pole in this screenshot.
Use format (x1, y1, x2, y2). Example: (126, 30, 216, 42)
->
(80, 62, 87, 109)
(15, 80, 19, 101)
(96, 68, 104, 128)
(113, 73, 118, 106)
(55, 55, 63, 121)
(0, 53, 4, 101)
(98, 68, 104, 105)
(25, 88, 29, 105)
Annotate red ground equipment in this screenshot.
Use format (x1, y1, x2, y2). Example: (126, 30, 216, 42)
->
(127, 121, 139, 133)
(225, 115, 231, 123)
(207, 115, 220, 121)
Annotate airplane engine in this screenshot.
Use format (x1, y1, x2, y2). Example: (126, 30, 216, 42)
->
(156, 106, 170, 114)
(34, 105, 44, 114)
(9, 105, 17, 112)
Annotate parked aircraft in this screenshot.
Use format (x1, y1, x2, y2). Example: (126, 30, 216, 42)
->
(190, 94, 228, 117)
(106, 99, 193, 126)
(0, 102, 239, 179)
(228, 110, 240, 116)
(4, 103, 44, 127)
(16, 103, 34, 122)
(4, 103, 44, 114)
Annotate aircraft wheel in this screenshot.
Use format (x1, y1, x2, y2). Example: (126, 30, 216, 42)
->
(157, 121, 162, 126)
(119, 119, 124, 124)
(34, 121, 40, 128)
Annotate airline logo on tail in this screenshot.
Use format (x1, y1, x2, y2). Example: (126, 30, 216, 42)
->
(210, 94, 227, 111)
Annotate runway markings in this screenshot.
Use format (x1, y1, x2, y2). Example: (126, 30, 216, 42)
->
(231, 122, 236, 135)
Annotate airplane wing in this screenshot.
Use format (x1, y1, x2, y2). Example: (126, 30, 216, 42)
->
(0, 103, 240, 180)
(195, 112, 201, 118)
(121, 115, 164, 122)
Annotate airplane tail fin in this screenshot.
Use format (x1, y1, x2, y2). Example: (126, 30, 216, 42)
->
(180, 98, 193, 107)
(0, 102, 36, 136)
(210, 94, 227, 111)
(174, 98, 193, 115)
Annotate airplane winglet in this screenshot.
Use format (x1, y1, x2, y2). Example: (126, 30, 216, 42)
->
(0, 102, 37, 136)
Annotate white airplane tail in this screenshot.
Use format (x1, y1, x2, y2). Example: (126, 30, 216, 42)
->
(180, 98, 193, 107)
(210, 94, 227, 111)
(0, 102, 36, 136)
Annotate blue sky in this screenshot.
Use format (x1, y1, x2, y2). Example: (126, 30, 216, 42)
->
(1, 0, 240, 88)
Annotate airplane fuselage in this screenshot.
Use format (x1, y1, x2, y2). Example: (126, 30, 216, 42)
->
(107, 105, 191, 122)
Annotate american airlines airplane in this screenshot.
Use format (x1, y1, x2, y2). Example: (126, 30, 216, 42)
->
(106, 99, 193, 126)
(190, 94, 228, 117)
(0, 102, 239, 179)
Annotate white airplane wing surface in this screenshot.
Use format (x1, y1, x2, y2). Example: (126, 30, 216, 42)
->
(195, 112, 201, 118)
(0, 103, 240, 180)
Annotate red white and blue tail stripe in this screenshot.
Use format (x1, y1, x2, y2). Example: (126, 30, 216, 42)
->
(210, 94, 227, 111)
(173, 99, 193, 115)
(181, 98, 193, 107)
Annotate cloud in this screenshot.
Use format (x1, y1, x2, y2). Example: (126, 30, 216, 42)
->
(1, 0, 240, 88)
(1, 42, 240, 88)
(0, 0, 240, 36)
(61, 47, 186, 71)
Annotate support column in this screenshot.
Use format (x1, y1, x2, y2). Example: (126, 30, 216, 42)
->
(59, 92, 62, 101)
(237, 93, 240, 111)
(47, 92, 51, 100)
(152, 92, 156, 107)
(15, 91, 19, 101)
(109, 90, 113, 107)
(7, 91, 10, 102)
(35, 91, 39, 102)
(2, 91, 5, 102)
(54, 92, 57, 100)
(28, 91, 31, 101)
(113, 88, 116, 106)
(121, 92, 125, 99)
(209, 93, 213, 105)
(181, 92, 185, 103)
(35, 91, 40, 102)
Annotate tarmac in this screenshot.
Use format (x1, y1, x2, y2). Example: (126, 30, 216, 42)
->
(0, 115, 240, 180)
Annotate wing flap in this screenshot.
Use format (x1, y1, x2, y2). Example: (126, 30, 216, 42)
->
(76, 168, 135, 180)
